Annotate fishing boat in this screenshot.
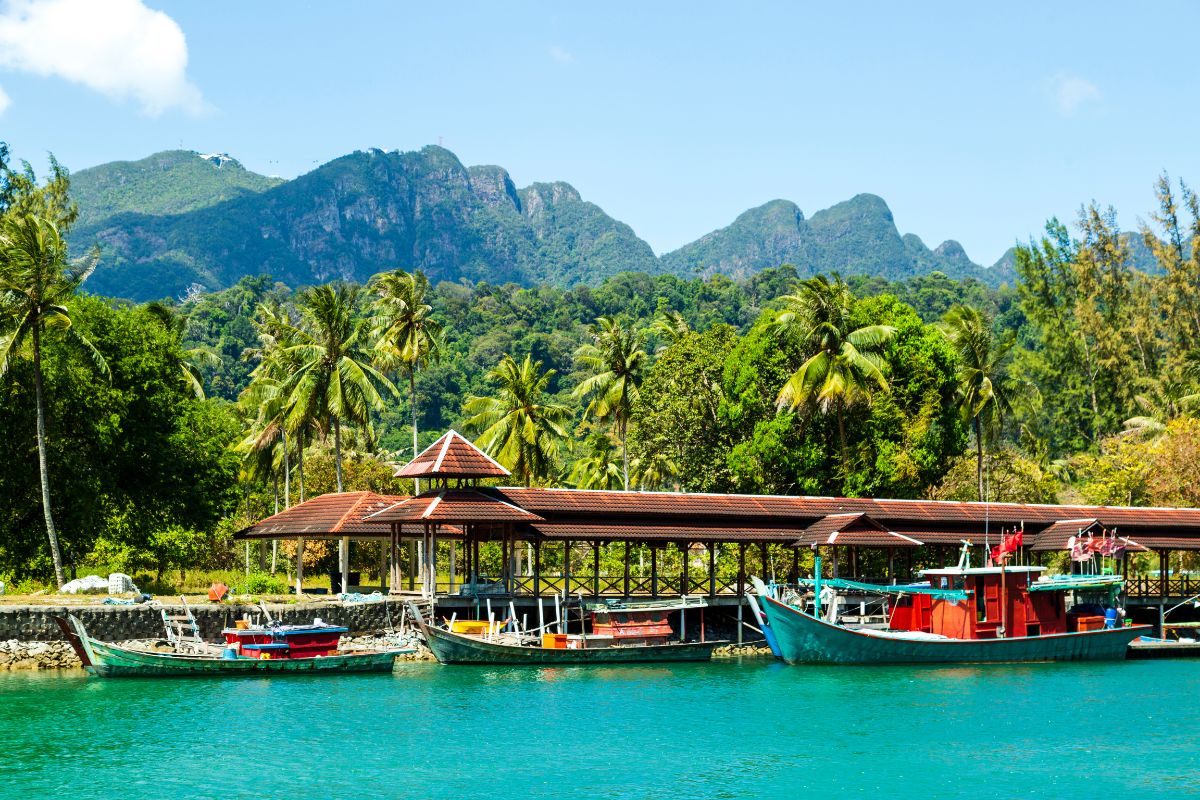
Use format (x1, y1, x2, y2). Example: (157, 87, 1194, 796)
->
(410, 598, 724, 665)
(754, 546, 1149, 665)
(54, 614, 411, 678)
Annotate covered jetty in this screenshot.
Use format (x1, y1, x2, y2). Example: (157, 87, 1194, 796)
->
(236, 430, 1200, 632)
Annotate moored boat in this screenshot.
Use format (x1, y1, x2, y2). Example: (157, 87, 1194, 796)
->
(754, 549, 1150, 665)
(55, 614, 411, 678)
(410, 599, 724, 665)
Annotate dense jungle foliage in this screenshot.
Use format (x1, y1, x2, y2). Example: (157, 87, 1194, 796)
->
(5, 146, 1200, 585)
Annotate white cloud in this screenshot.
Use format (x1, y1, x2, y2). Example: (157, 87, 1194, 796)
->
(1049, 73, 1101, 115)
(549, 46, 574, 64)
(0, 0, 204, 115)
(0, 84, 9, 115)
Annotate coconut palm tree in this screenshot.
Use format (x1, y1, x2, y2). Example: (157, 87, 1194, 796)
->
(650, 309, 690, 353)
(573, 317, 647, 490)
(144, 301, 219, 399)
(370, 269, 442, 490)
(0, 213, 109, 586)
(464, 353, 571, 486)
(280, 284, 398, 590)
(775, 274, 895, 474)
(568, 432, 625, 490)
(281, 284, 397, 491)
(940, 304, 1015, 501)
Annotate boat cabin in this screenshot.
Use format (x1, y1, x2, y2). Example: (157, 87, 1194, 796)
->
(888, 566, 1102, 640)
(222, 623, 349, 659)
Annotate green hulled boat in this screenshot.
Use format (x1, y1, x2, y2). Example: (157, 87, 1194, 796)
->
(410, 602, 723, 665)
(55, 615, 410, 678)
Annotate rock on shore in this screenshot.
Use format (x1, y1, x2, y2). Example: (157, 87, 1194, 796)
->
(0, 639, 81, 670)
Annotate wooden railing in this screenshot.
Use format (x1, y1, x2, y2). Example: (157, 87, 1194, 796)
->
(467, 573, 743, 598)
(1125, 576, 1200, 600)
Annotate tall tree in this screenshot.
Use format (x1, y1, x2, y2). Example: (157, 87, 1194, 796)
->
(0, 214, 109, 585)
(940, 304, 1013, 500)
(573, 317, 647, 490)
(280, 285, 397, 589)
(774, 275, 895, 474)
(370, 269, 442, 490)
(144, 301, 219, 399)
(464, 354, 571, 486)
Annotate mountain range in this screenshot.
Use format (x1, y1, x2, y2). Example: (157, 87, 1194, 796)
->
(69, 145, 1013, 301)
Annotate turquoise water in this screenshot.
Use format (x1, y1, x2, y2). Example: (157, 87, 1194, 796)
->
(1, 659, 1197, 799)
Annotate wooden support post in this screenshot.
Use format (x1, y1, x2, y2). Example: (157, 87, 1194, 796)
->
(533, 539, 541, 597)
(296, 537, 305, 595)
(708, 543, 716, 597)
(791, 547, 799, 583)
(832, 545, 839, 578)
(593, 540, 600, 598)
(408, 537, 417, 591)
(564, 539, 572, 595)
(681, 542, 690, 596)
(738, 543, 746, 592)
(651, 545, 658, 597)
(623, 541, 631, 597)
(448, 538, 456, 594)
(430, 528, 438, 597)
(379, 538, 387, 592)
(850, 545, 858, 579)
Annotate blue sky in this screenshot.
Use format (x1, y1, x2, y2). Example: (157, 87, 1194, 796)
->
(1, 1, 1197, 265)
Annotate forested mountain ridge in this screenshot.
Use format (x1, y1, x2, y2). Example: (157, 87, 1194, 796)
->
(70, 145, 1008, 301)
(71, 150, 283, 228)
(72, 146, 661, 300)
(659, 194, 1007, 285)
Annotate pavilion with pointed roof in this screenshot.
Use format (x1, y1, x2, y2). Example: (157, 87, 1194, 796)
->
(233, 429, 1200, 624)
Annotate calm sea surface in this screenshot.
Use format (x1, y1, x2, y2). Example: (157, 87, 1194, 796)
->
(2, 659, 1197, 800)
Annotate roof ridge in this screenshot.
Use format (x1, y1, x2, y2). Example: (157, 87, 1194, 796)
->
(331, 491, 378, 532)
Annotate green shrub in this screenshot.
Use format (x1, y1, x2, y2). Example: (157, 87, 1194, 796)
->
(241, 572, 289, 594)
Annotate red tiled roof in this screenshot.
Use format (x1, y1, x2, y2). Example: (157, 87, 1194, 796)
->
(236, 492, 399, 539)
(395, 430, 510, 479)
(489, 487, 1200, 535)
(530, 523, 802, 542)
(793, 513, 923, 548)
(1029, 519, 1103, 551)
(368, 489, 543, 524)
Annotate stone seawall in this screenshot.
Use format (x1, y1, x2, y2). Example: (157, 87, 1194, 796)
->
(0, 599, 415, 670)
(0, 598, 410, 643)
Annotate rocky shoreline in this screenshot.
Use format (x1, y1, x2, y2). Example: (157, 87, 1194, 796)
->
(0, 635, 770, 671)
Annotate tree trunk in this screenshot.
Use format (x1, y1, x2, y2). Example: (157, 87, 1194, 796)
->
(282, 427, 291, 509)
(32, 321, 66, 588)
(975, 415, 984, 502)
(334, 415, 348, 594)
(620, 417, 629, 491)
(836, 401, 848, 480)
(297, 430, 306, 503)
(333, 415, 343, 493)
(410, 369, 420, 495)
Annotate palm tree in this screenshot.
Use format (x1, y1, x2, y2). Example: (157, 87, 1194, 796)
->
(573, 317, 647, 490)
(280, 284, 397, 590)
(281, 284, 397, 491)
(650, 309, 690, 353)
(940, 304, 1014, 501)
(144, 301, 219, 399)
(0, 213, 109, 586)
(464, 354, 571, 486)
(568, 432, 625, 490)
(370, 269, 442, 491)
(775, 274, 895, 474)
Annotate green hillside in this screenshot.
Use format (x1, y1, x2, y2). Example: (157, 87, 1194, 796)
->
(71, 150, 282, 227)
(69, 145, 1012, 302)
(662, 194, 1006, 285)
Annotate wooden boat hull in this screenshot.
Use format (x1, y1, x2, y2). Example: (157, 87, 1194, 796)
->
(761, 596, 1148, 665)
(56, 615, 407, 678)
(418, 623, 721, 665)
